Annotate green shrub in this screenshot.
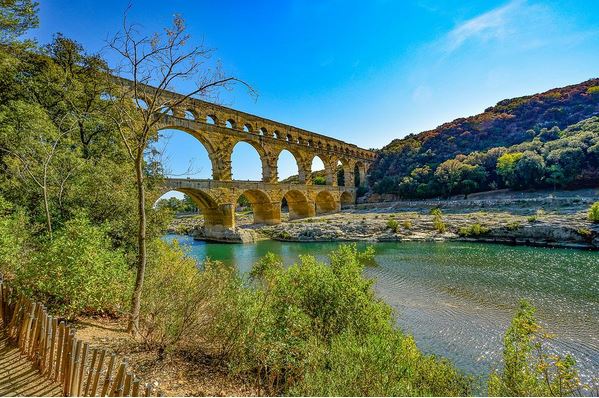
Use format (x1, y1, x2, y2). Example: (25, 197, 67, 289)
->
(402, 219, 413, 230)
(577, 228, 592, 237)
(589, 201, 599, 223)
(386, 218, 399, 231)
(292, 330, 471, 396)
(313, 175, 326, 185)
(527, 215, 537, 223)
(15, 215, 131, 318)
(139, 239, 246, 352)
(506, 221, 522, 231)
(458, 223, 489, 237)
(430, 208, 446, 233)
(226, 244, 468, 395)
(587, 85, 599, 95)
(0, 196, 30, 276)
(488, 300, 583, 396)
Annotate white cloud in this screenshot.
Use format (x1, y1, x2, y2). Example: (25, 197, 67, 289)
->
(442, 0, 525, 53)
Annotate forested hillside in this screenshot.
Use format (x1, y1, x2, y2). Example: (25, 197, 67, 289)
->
(369, 79, 599, 198)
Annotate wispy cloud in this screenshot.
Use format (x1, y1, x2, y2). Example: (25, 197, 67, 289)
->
(443, 0, 524, 53)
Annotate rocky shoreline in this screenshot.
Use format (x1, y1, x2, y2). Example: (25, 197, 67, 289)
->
(168, 194, 599, 250)
(261, 211, 597, 249)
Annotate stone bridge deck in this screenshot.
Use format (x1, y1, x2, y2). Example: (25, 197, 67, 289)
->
(165, 177, 355, 193)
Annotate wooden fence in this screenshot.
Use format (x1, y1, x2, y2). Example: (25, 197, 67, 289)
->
(0, 278, 162, 397)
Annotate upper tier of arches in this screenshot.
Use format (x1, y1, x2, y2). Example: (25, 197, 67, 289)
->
(156, 123, 371, 188)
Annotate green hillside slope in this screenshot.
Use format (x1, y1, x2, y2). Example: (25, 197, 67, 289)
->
(370, 79, 599, 198)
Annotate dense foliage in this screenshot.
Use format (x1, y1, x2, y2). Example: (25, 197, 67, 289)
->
(140, 243, 472, 396)
(155, 194, 198, 214)
(371, 80, 599, 198)
(0, 5, 168, 315)
(15, 215, 132, 318)
(373, 116, 599, 198)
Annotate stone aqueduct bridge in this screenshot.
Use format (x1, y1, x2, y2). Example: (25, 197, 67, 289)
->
(147, 83, 376, 232)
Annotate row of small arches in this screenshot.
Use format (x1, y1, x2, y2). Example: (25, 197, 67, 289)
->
(156, 104, 369, 158)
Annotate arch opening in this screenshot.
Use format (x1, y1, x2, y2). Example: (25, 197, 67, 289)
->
(226, 119, 236, 129)
(277, 149, 302, 183)
(311, 155, 327, 185)
(236, 189, 278, 225)
(155, 188, 230, 228)
(315, 191, 337, 215)
(231, 141, 265, 181)
(184, 110, 195, 120)
(354, 161, 365, 187)
(153, 127, 215, 179)
(243, 123, 252, 133)
(282, 190, 313, 220)
(206, 115, 217, 125)
(133, 97, 149, 110)
(340, 191, 354, 208)
(155, 191, 198, 216)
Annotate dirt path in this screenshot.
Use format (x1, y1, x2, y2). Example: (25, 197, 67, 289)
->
(0, 333, 62, 397)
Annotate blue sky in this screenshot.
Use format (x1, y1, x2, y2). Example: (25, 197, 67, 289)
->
(33, 0, 599, 184)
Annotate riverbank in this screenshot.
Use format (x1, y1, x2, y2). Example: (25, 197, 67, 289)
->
(170, 192, 599, 249)
(260, 207, 598, 249)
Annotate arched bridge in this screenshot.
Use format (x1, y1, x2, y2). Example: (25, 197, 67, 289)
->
(164, 178, 356, 228)
(136, 80, 375, 236)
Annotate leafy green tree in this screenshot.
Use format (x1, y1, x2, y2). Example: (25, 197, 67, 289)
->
(546, 147, 585, 185)
(497, 152, 523, 188)
(434, 159, 486, 197)
(0, 101, 78, 237)
(0, 0, 38, 43)
(545, 164, 566, 189)
(513, 151, 545, 188)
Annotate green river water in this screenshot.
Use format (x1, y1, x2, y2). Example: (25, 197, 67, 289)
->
(164, 234, 599, 383)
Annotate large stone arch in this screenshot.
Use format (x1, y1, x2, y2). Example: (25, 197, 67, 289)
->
(282, 189, 315, 220)
(309, 154, 332, 185)
(340, 191, 354, 208)
(174, 187, 234, 228)
(276, 148, 308, 183)
(235, 189, 280, 225)
(314, 191, 338, 214)
(229, 139, 270, 181)
(156, 125, 222, 179)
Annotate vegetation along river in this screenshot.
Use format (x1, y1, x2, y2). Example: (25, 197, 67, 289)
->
(164, 234, 599, 383)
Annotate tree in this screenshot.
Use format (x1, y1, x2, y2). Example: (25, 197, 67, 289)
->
(513, 151, 545, 188)
(0, 0, 38, 43)
(0, 101, 77, 237)
(496, 152, 523, 188)
(108, 13, 253, 333)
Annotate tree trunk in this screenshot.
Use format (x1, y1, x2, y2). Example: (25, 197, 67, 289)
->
(42, 184, 53, 239)
(128, 151, 147, 333)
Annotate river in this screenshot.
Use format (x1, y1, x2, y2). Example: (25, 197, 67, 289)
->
(164, 234, 599, 384)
